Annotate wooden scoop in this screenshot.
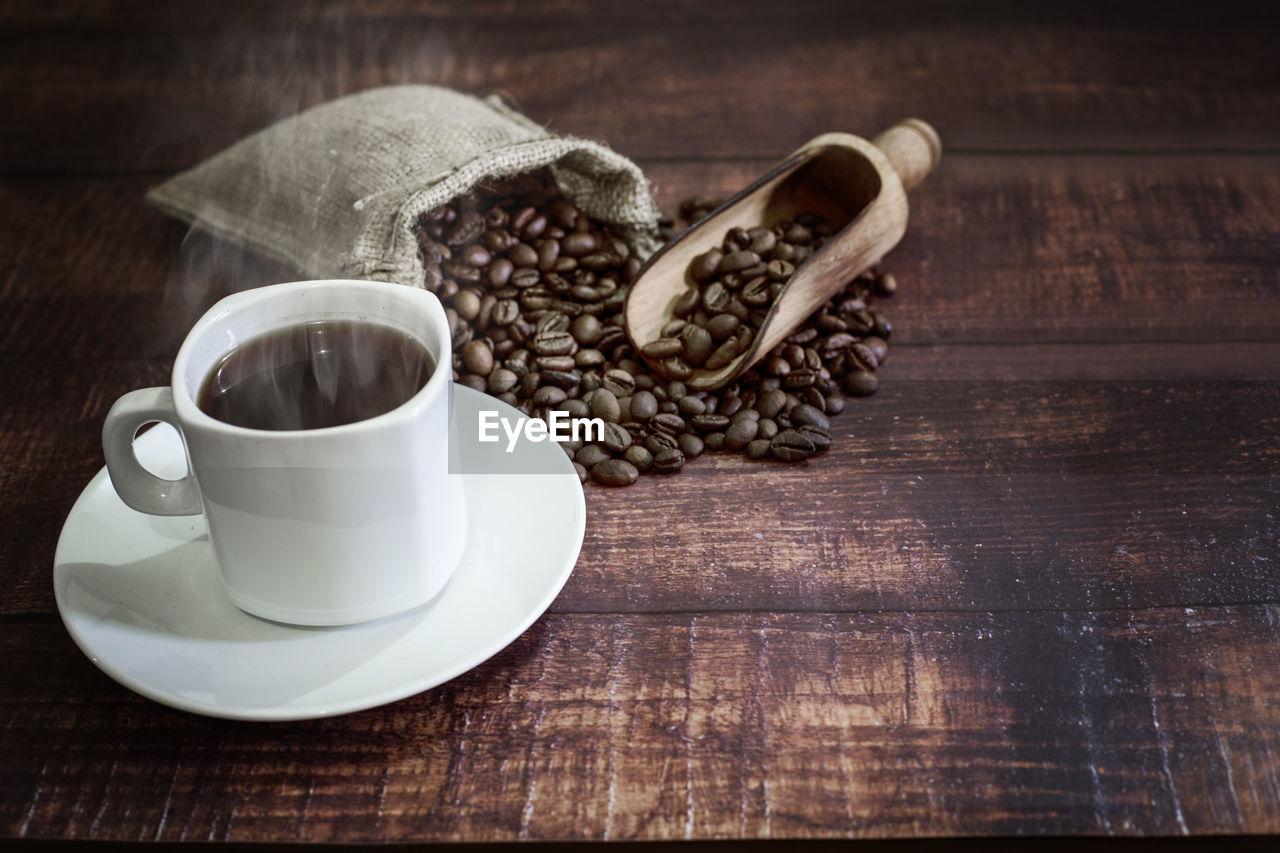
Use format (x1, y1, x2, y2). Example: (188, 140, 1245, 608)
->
(625, 119, 941, 390)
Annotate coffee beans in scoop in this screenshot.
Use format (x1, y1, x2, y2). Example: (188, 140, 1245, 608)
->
(642, 212, 835, 383)
(414, 171, 895, 487)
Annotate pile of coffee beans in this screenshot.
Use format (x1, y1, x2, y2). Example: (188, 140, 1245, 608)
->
(414, 169, 895, 487)
(639, 213, 835, 382)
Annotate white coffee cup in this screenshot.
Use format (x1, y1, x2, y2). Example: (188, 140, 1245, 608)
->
(101, 279, 466, 626)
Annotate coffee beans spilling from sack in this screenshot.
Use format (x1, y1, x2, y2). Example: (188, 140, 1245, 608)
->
(414, 169, 895, 487)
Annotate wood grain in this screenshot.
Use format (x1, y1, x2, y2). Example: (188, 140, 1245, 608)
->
(3, 608, 1279, 840)
(1, 1, 1278, 174)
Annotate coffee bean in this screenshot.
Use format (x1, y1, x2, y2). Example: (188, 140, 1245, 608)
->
(704, 432, 727, 451)
(530, 330, 576, 357)
(534, 386, 572, 407)
(507, 205, 535, 233)
(757, 418, 779, 440)
(557, 232, 593, 257)
(454, 289, 482, 321)
(642, 338, 683, 359)
(770, 429, 815, 462)
(842, 370, 878, 396)
(705, 313, 740, 341)
(746, 439, 772, 459)
(681, 413, 726, 434)
(766, 259, 794, 281)
(790, 403, 830, 431)
(535, 239, 560, 271)
(589, 388, 622, 422)
(820, 332, 859, 356)
(690, 249, 722, 283)
(652, 412, 686, 436)
(459, 244, 491, 268)
(702, 282, 731, 314)
(725, 417, 759, 451)
(624, 445, 654, 472)
(739, 276, 771, 307)
(681, 325, 713, 366)
(783, 369, 817, 389)
(674, 288, 701, 317)
(700, 338, 738, 371)
(535, 312, 570, 334)
(662, 319, 687, 337)
(460, 339, 494, 376)
(646, 432, 678, 455)
(446, 210, 485, 248)
(677, 395, 707, 417)
(783, 223, 813, 244)
(797, 424, 832, 452)
(483, 230, 515, 254)
(717, 250, 762, 274)
(511, 268, 542, 290)
(862, 335, 888, 363)
(678, 433, 705, 458)
(845, 309, 875, 335)
(652, 448, 686, 473)
(815, 313, 846, 334)
(545, 200, 575, 229)
(576, 444, 611, 468)
(491, 298, 519, 326)
(487, 368, 519, 394)
(787, 326, 819, 345)
(591, 459, 639, 487)
(600, 423, 632, 453)
(597, 326, 627, 352)
(798, 387, 823, 412)
(569, 313, 603, 345)
(874, 271, 897, 296)
(602, 369, 636, 397)
(629, 390, 658, 420)
(535, 355, 576, 372)
(508, 242, 538, 268)
(848, 342, 879, 372)
(748, 228, 776, 255)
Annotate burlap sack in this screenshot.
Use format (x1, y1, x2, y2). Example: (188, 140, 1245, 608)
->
(146, 85, 661, 286)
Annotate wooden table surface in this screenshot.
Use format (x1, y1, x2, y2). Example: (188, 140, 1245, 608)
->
(2, 0, 1278, 843)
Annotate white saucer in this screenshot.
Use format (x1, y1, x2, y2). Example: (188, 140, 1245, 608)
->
(54, 384, 585, 721)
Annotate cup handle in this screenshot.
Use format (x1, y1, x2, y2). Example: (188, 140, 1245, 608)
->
(101, 387, 202, 516)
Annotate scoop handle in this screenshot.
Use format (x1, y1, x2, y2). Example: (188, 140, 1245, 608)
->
(872, 118, 942, 191)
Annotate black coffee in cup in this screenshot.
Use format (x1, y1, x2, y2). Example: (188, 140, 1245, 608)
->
(197, 319, 433, 430)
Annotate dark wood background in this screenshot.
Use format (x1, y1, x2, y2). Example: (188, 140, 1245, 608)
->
(2, 0, 1278, 843)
